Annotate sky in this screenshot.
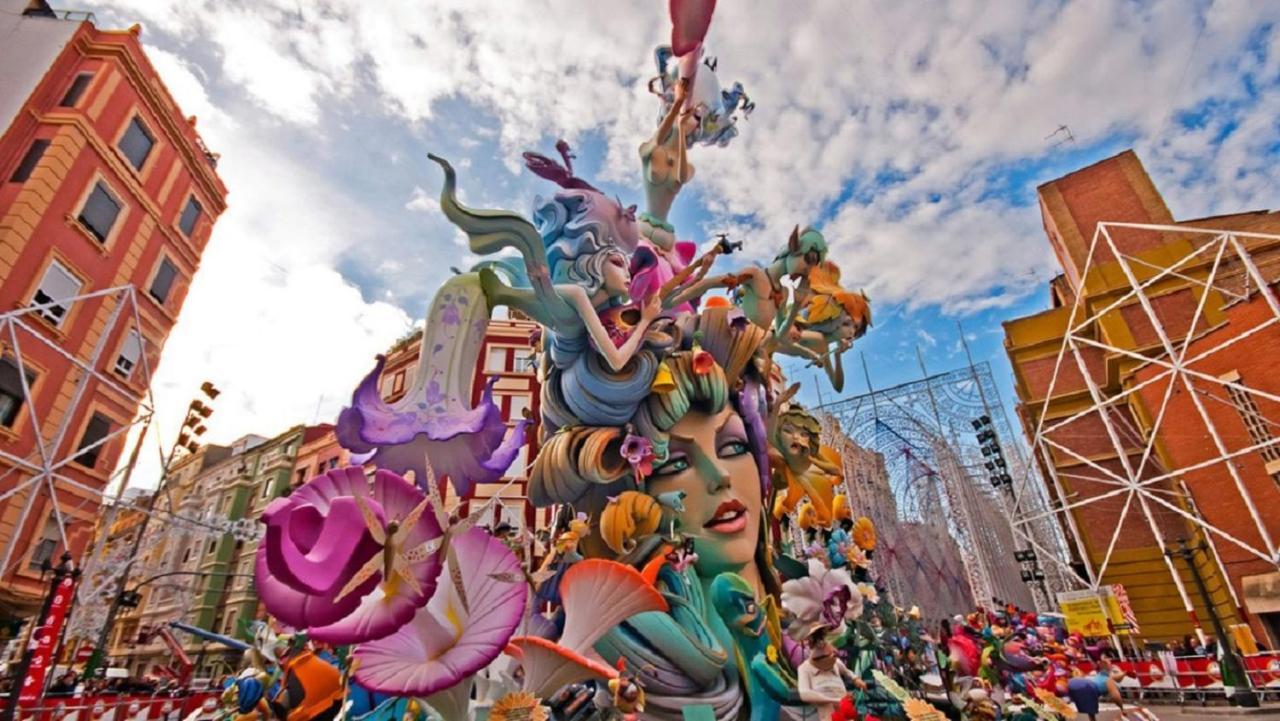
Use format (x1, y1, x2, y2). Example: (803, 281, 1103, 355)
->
(76, 0, 1280, 490)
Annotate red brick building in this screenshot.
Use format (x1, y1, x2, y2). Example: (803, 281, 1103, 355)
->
(467, 316, 543, 531)
(1004, 150, 1280, 644)
(0, 1, 227, 620)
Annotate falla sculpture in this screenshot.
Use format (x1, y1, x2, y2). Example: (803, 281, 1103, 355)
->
(247, 2, 926, 720)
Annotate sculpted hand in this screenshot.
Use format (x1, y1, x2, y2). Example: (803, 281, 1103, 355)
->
(641, 293, 662, 322)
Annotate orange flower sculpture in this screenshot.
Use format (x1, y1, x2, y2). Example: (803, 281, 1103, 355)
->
(852, 516, 877, 551)
(491, 692, 549, 721)
(903, 698, 946, 721)
(832, 493, 852, 522)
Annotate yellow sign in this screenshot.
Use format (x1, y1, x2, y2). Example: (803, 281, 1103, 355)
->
(1102, 592, 1128, 634)
(1059, 588, 1135, 636)
(1058, 590, 1110, 637)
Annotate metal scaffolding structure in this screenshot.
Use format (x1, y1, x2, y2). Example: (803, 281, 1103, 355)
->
(1019, 222, 1280, 618)
(819, 357, 1073, 612)
(0, 287, 256, 653)
(0, 286, 156, 582)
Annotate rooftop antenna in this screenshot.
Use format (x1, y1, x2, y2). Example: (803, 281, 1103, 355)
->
(1045, 125, 1075, 148)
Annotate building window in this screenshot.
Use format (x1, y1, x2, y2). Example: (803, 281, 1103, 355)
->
(10, 140, 50, 183)
(391, 370, 406, 395)
(507, 443, 530, 479)
(28, 519, 59, 570)
(78, 181, 122, 243)
(512, 348, 535, 373)
(74, 412, 111, 468)
(1226, 381, 1280, 464)
(294, 468, 307, 485)
(118, 117, 154, 171)
(207, 539, 217, 555)
(113, 329, 143, 380)
(30, 259, 82, 327)
(179, 196, 202, 237)
(508, 393, 531, 420)
(59, 73, 93, 107)
(485, 347, 508, 373)
(0, 356, 36, 428)
(261, 478, 273, 499)
(327, 457, 338, 470)
(182, 547, 192, 564)
(149, 258, 178, 304)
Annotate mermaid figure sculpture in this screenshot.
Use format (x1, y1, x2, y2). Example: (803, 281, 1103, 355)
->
(431, 154, 660, 375)
(669, 225, 828, 336)
(631, 4, 753, 312)
(776, 261, 872, 392)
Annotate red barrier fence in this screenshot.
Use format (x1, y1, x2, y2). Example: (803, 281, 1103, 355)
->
(1243, 652, 1280, 689)
(2, 692, 220, 721)
(1106, 653, 1280, 695)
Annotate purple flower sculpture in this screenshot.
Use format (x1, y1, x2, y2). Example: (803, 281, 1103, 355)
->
(780, 559, 863, 640)
(256, 467, 443, 644)
(619, 433, 655, 479)
(335, 356, 529, 497)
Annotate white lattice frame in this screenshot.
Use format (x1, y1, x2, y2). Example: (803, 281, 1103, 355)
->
(0, 286, 158, 578)
(1012, 222, 1280, 620)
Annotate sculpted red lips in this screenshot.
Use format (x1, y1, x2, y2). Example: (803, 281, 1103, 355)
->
(704, 499, 748, 534)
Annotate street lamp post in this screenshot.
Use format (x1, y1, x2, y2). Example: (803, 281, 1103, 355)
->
(1166, 539, 1259, 708)
(1, 552, 80, 721)
(83, 384, 217, 678)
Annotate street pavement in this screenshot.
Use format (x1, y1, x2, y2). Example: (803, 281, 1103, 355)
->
(1092, 704, 1280, 720)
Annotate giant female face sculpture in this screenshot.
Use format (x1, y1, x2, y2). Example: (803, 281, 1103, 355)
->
(527, 307, 775, 720)
(529, 308, 771, 586)
(646, 406, 760, 582)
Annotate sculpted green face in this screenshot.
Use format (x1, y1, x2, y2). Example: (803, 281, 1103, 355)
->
(646, 407, 761, 577)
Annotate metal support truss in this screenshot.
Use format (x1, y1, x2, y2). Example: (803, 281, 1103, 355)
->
(0, 287, 258, 644)
(0, 286, 156, 581)
(1021, 222, 1280, 624)
(819, 358, 1072, 612)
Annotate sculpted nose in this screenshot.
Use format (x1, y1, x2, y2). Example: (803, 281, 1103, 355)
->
(701, 458, 731, 493)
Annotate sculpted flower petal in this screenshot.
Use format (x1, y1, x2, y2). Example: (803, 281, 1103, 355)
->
(256, 468, 443, 643)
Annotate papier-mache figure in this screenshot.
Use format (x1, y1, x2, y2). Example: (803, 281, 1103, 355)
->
(632, 0, 752, 314)
(239, 1, 908, 720)
(775, 261, 872, 392)
(770, 405, 843, 525)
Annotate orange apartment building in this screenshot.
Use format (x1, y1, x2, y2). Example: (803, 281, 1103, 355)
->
(0, 0, 227, 622)
(1004, 150, 1280, 644)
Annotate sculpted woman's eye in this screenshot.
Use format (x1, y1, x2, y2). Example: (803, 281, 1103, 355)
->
(653, 456, 690, 476)
(718, 440, 749, 458)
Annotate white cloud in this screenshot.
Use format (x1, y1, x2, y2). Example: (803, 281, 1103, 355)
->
(79, 0, 1280, 484)
(113, 40, 414, 489)
(404, 185, 437, 214)
(917, 329, 938, 348)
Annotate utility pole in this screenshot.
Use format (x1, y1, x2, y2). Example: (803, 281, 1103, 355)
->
(1166, 539, 1259, 707)
(83, 383, 218, 678)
